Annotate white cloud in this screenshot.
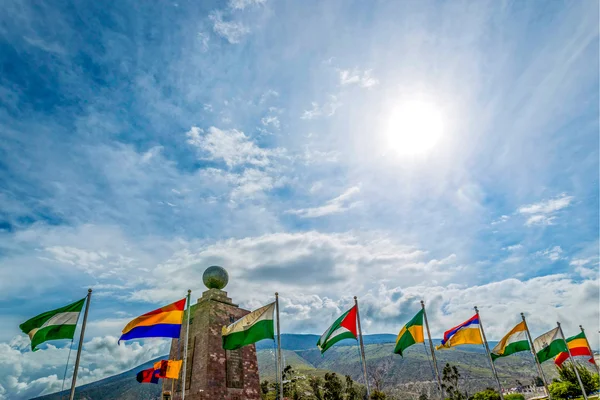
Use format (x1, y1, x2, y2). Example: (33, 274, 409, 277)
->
(503, 244, 523, 252)
(525, 214, 556, 226)
(491, 215, 510, 225)
(186, 126, 273, 167)
(536, 246, 563, 262)
(229, 0, 266, 10)
(259, 89, 279, 104)
(261, 115, 280, 129)
(197, 32, 210, 52)
(518, 194, 574, 226)
(339, 68, 379, 88)
(209, 11, 249, 44)
(286, 186, 361, 218)
(301, 95, 342, 119)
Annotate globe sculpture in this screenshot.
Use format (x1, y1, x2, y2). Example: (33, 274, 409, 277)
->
(202, 265, 229, 290)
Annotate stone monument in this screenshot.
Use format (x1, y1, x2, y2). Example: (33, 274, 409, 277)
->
(165, 266, 261, 400)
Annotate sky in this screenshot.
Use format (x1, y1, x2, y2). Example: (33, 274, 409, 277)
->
(0, 0, 598, 398)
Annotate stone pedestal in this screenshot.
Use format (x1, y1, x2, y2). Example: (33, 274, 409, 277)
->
(166, 289, 261, 400)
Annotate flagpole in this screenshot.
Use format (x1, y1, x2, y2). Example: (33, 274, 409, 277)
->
(275, 293, 283, 400)
(69, 289, 92, 400)
(474, 306, 504, 400)
(558, 322, 588, 400)
(521, 313, 551, 399)
(181, 290, 191, 400)
(354, 296, 371, 398)
(579, 325, 600, 375)
(421, 301, 443, 400)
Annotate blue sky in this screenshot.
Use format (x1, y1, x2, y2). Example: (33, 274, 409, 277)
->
(0, 0, 598, 398)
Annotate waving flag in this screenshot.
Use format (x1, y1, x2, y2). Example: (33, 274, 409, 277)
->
(20, 298, 86, 351)
(533, 327, 568, 363)
(491, 321, 530, 361)
(222, 302, 275, 350)
(554, 331, 594, 367)
(136, 367, 160, 384)
(120, 298, 186, 343)
(436, 314, 482, 349)
(317, 305, 358, 354)
(394, 309, 424, 357)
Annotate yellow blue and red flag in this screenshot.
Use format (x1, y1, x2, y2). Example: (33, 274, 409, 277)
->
(436, 314, 482, 349)
(119, 298, 186, 343)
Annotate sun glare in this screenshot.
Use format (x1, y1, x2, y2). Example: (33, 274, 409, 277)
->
(386, 100, 444, 156)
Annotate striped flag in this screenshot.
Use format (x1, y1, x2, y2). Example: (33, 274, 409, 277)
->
(20, 298, 86, 351)
(119, 298, 186, 342)
(554, 331, 594, 367)
(491, 321, 530, 361)
(317, 306, 358, 354)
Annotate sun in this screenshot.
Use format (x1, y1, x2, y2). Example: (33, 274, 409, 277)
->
(386, 100, 444, 156)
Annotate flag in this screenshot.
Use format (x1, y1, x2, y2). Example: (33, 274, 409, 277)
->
(120, 298, 186, 343)
(533, 327, 568, 363)
(136, 367, 160, 384)
(436, 314, 482, 349)
(554, 331, 594, 367)
(19, 298, 86, 351)
(222, 302, 275, 350)
(154, 360, 183, 379)
(317, 305, 358, 354)
(394, 309, 424, 357)
(491, 321, 530, 361)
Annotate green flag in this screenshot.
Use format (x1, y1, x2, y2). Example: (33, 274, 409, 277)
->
(533, 327, 568, 363)
(20, 298, 85, 351)
(394, 309, 424, 357)
(222, 302, 275, 350)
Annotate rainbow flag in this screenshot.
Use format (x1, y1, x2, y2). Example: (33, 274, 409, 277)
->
(436, 314, 482, 349)
(119, 298, 186, 342)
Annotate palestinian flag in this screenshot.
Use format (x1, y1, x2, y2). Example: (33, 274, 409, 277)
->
(222, 302, 275, 350)
(317, 305, 358, 354)
(19, 298, 86, 351)
(394, 309, 424, 357)
(533, 327, 568, 363)
(554, 331, 594, 367)
(491, 321, 530, 361)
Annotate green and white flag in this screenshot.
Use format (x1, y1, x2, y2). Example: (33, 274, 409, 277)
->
(317, 305, 358, 354)
(533, 327, 568, 363)
(20, 298, 86, 351)
(222, 302, 275, 350)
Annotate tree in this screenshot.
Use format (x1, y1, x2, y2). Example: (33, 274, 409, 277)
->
(441, 363, 467, 400)
(532, 376, 544, 387)
(504, 394, 525, 400)
(370, 390, 387, 400)
(260, 380, 270, 399)
(345, 375, 360, 400)
(419, 393, 429, 400)
(309, 376, 323, 400)
(323, 372, 344, 400)
(368, 355, 394, 392)
(549, 363, 600, 399)
(471, 388, 501, 400)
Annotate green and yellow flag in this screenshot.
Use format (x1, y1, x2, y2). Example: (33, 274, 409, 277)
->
(394, 309, 424, 356)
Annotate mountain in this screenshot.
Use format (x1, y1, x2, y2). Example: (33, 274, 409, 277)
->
(33, 334, 549, 400)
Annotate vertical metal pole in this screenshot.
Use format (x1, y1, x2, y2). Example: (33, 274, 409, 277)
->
(580, 325, 600, 375)
(422, 301, 443, 400)
(474, 306, 504, 400)
(354, 296, 371, 397)
(182, 290, 191, 400)
(521, 313, 551, 399)
(276, 293, 283, 400)
(558, 322, 588, 400)
(69, 289, 92, 400)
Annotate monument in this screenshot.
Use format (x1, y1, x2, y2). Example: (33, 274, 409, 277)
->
(164, 266, 261, 400)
